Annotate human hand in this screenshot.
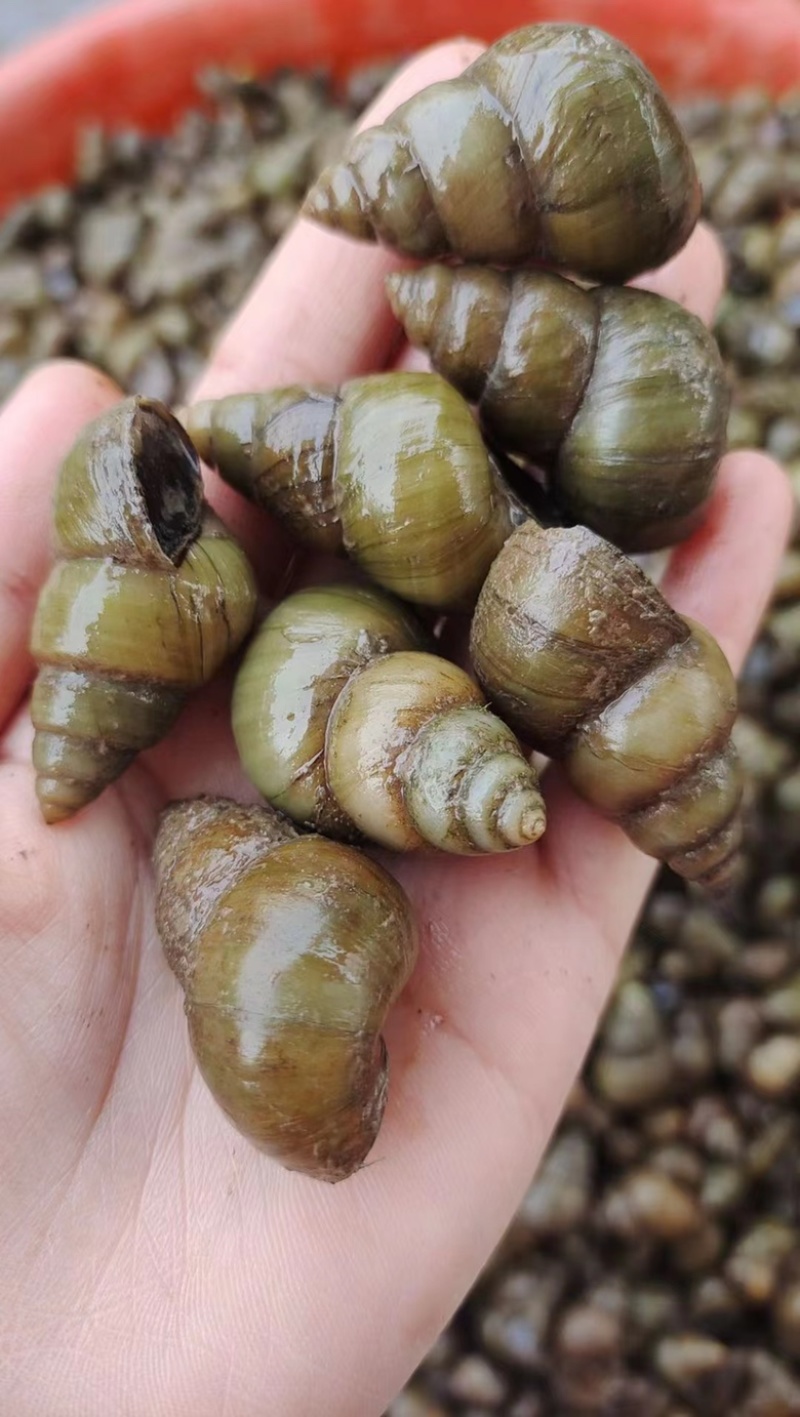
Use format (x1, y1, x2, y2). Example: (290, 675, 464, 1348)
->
(0, 42, 792, 1417)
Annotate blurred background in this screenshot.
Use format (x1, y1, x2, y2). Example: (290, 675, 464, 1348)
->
(0, 0, 96, 48)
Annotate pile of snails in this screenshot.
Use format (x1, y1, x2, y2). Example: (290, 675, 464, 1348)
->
(31, 22, 739, 1182)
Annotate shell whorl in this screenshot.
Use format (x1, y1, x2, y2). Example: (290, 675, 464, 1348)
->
(303, 23, 700, 283)
(155, 796, 299, 988)
(185, 387, 344, 554)
(471, 523, 743, 890)
(325, 652, 546, 854)
(387, 265, 730, 552)
(186, 372, 516, 610)
(233, 585, 545, 855)
(232, 583, 430, 838)
(30, 398, 257, 823)
(154, 797, 418, 1182)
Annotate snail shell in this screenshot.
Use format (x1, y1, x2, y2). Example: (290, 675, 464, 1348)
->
(471, 523, 743, 891)
(154, 796, 417, 1183)
(388, 266, 730, 552)
(233, 583, 545, 853)
(30, 397, 256, 823)
(303, 23, 700, 283)
(185, 372, 517, 609)
(592, 982, 675, 1109)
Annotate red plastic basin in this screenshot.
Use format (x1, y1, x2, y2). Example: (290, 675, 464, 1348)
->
(0, 0, 799, 212)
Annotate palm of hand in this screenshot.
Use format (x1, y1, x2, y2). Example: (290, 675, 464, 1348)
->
(0, 670, 632, 1416)
(0, 42, 791, 1417)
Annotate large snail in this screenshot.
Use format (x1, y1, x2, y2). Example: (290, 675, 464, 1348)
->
(471, 523, 743, 891)
(303, 23, 700, 283)
(233, 583, 546, 853)
(388, 266, 730, 552)
(184, 372, 518, 609)
(31, 398, 256, 823)
(154, 797, 417, 1182)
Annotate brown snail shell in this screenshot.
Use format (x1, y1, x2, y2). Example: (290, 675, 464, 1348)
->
(470, 523, 743, 891)
(592, 982, 675, 1110)
(388, 266, 730, 552)
(232, 583, 545, 853)
(30, 397, 257, 823)
(184, 372, 518, 610)
(303, 23, 700, 283)
(154, 796, 418, 1183)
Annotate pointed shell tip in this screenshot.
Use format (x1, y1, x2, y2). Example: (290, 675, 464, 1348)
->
(35, 781, 78, 826)
(301, 177, 337, 227)
(520, 806, 547, 845)
(498, 789, 547, 849)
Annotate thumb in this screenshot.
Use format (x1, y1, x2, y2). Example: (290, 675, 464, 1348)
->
(0, 359, 120, 733)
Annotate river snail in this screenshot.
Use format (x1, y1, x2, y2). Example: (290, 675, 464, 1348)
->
(388, 266, 730, 552)
(30, 397, 256, 823)
(302, 23, 700, 283)
(154, 796, 417, 1182)
(470, 523, 743, 891)
(232, 583, 546, 853)
(184, 372, 519, 609)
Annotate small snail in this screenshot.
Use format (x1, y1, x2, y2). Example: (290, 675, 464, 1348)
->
(184, 372, 518, 609)
(31, 398, 256, 823)
(154, 796, 417, 1182)
(233, 583, 546, 853)
(388, 266, 730, 552)
(591, 982, 675, 1110)
(302, 23, 700, 283)
(471, 523, 743, 891)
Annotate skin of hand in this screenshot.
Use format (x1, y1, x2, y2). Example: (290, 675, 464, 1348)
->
(0, 41, 792, 1417)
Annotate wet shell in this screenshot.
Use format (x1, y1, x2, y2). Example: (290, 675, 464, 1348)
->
(388, 265, 729, 552)
(233, 583, 546, 853)
(184, 373, 518, 610)
(471, 523, 743, 891)
(30, 397, 256, 822)
(303, 23, 700, 282)
(154, 796, 418, 1183)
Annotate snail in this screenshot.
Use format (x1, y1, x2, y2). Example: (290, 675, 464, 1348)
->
(302, 23, 700, 284)
(30, 397, 257, 823)
(387, 266, 730, 552)
(184, 372, 518, 609)
(233, 583, 545, 853)
(470, 523, 743, 891)
(154, 796, 417, 1182)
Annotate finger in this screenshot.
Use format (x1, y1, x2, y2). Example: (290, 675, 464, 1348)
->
(662, 450, 793, 669)
(0, 360, 121, 732)
(196, 52, 723, 402)
(192, 39, 485, 404)
(186, 39, 485, 594)
(539, 448, 793, 931)
(393, 342, 432, 374)
(631, 220, 727, 324)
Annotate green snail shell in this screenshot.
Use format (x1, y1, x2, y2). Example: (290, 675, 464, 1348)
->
(154, 796, 417, 1182)
(303, 23, 700, 283)
(471, 522, 743, 891)
(184, 372, 518, 610)
(30, 397, 256, 823)
(232, 583, 546, 854)
(388, 265, 730, 552)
